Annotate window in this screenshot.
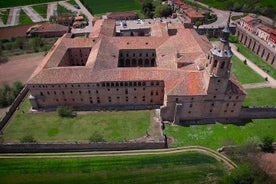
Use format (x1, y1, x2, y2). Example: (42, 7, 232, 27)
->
(156, 91, 158, 95)
(211, 103, 214, 106)
(40, 92, 44, 96)
(188, 111, 191, 114)
(79, 90, 81, 94)
(176, 98, 179, 103)
(125, 89, 128, 94)
(156, 81, 159, 86)
(220, 61, 225, 69)
(151, 91, 154, 95)
(62, 91, 65, 95)
(218, 80, 221, 83)
(47, 91, 50, 95)
(236, 96, 239, 99)
(96, 90, 98, 94)
(213, 95, 216, 99)
(189, 104, 193, 108)
(214, 60, 218, 67)
(210, 109, 213, 113)
(70, 91, 73, 94)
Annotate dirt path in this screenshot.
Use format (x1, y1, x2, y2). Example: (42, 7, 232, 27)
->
(0, 146, 237, 171)
(0, 52, 44, 85)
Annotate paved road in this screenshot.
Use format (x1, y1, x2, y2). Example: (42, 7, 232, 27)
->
(22, 6, 44, 22)
(71, 0, 94, 34)
(6, 7, 20, 26)
(47, 2, 57, 20)
(231, 43, 276, 88)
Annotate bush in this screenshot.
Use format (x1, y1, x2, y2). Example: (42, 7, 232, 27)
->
(57, 106, 75, 118)
(225, 164, 254, 184)
(89, 132, 106, 142)
(0, 81, 24, 108)
(260, 136, 274, 153)
(20, 135, 36, 143)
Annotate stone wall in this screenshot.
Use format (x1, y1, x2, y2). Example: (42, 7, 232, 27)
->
(195, 26, 236, 38)
(0, 142, 166, 153)
(0, 86, 29, 131)
(236, 25, 276, 68)
(239, 107, 276, 119)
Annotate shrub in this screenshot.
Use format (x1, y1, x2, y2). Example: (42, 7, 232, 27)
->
(0, 81, 24, 108)
(20, 135, 36, 143)
(225, 164, 254, 184)
(260, 136, 274, 153)
(89, 132, 106, 142)
(57, 106, 75, 118)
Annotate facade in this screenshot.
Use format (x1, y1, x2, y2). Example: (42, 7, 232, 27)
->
(268, 30, 276, 50)
(27, 18, 246, 122)
(256, 25, 274, 42)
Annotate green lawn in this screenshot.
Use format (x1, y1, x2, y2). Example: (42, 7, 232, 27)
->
(0, 152, 227, 184)
(32, 4, 48, 19)
(0, 9, 9, 24)
(57, 4, 75, 16)
(231, 55, 265, 84)
(19, 10, 33, 25)
(0, 0, 58, 8)
(3, 99, 151, 143)
(243, 88, 276, 107)
(166, 119, 276, 150)
(236, 43, 276, 80)
(67, 0, 76, 6)
(81, 0, 142, 16)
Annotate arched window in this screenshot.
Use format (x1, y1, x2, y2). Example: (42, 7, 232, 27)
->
(220, 61, 225, 69)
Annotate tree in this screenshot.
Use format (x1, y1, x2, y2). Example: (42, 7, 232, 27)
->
(154, 4, 172, 18)
(57, 106, 76, 118)
(20, 135, 36, 143)
(260, 136, 274, 153)
(89, 132, 106, 142)
(225, 164, 254, 184)
(195, 20, 203, 29)
(142, 0, 154, 18)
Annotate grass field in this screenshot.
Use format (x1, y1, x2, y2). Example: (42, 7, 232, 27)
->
(243, 87, 276, 107)
(3, 99, 151, 143)
(32, 4, 48, 19)
(0, 152, 227, 184)
(81, 0, 142, 16)
(0, 9, 9, 24)
(231, 55, 265, 84)
(0, 0, 58, 8)
(166, 119, 276, 150)
(19, 10, 33, 25)
(57, 4, 75, 16)
(236, 43, 276, 80)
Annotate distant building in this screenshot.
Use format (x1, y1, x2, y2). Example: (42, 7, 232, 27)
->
(26, 23, 68, 37)
(268, 30, 276, 50)
(106, 11, 138, 20)
(256, 25, 274, 42)
(27, 18, 246, 123)
(240, 15, 261, 33)
(172, 0, 204, 24)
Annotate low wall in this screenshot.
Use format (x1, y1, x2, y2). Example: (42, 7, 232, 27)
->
(0, 142, 166, 153)
(239, 107, 276, 119)
(0, 86, 29, 131)
(195, 25, 236, 38)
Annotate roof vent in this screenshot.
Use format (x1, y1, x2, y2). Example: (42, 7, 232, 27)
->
(145, 42, 148, 45)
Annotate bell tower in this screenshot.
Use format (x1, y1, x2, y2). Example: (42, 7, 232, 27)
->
(207, 12, 233, 94)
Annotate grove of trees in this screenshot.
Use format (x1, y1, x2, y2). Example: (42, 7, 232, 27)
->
(0, 81, 24, 108)
(142, 0, 172, 18)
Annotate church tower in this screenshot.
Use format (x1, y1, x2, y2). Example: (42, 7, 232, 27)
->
(207, 12, 233, 94)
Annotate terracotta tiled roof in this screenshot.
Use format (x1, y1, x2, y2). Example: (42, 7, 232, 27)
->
(31, 23, 68, 33)
(258, 25, 274, 34)
(242, 15, 257, 23)
(185, 8, 204, 19)
(107, 11, 138, 19)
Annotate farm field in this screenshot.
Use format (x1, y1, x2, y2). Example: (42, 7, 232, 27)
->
(166, 119, 276, 150)
(231, 55, 265, 84)
(81, 0, 142, 16)
(243, 87, 276, 107)
(0, 152, 227, 184)
(3, 99, 152, 143)
(0, 0, 58, 8)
